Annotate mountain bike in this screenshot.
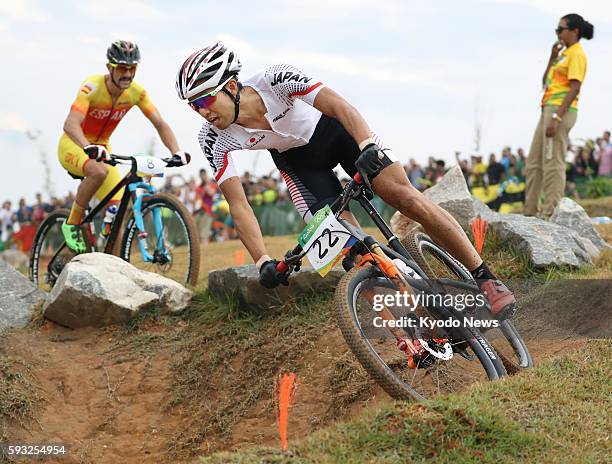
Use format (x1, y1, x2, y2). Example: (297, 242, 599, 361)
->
(30, 154, 200, 290)
(276, 173, 530, 401)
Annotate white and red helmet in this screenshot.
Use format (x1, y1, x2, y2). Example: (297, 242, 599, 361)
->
(176, 41, 242, 101)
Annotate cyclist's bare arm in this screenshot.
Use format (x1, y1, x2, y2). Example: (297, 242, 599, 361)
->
(313, 87, 372, 147)
(219, 176, 268, 263)
(63, 110, 90, 148)
(145, 109, 180, 153)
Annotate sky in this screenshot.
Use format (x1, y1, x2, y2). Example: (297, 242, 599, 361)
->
(0, 0, 610, 204)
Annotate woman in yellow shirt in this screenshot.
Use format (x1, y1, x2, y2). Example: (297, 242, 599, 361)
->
(524, 14, 594, 217)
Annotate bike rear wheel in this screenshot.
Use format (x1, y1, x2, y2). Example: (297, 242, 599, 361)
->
(335, 264, 503, 401)
(402, 231, 533, 373)
(120, 193, 200, 287)
(30, 209, 77, 291)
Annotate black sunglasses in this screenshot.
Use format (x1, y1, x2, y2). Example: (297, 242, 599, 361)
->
(555, 26, 570, 34)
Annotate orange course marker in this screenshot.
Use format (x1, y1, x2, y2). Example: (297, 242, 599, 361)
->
(471, 217, 489, 256)
(274, 372, 297, 451)
(235, 249, 245, 266)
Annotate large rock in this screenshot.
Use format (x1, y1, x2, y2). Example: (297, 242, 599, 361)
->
(208, 265, 343, 310)
(422, 165, 475, 229)
(390, 166, 606, 269)
(486, 214, 599, 268)
(472, 198, 501, 223)
(550, 198, 608, 250)
(0, 261, 47, 332)
(472, 198, 604, 267)
(390, 165, 477, 233)
(43, 253, 193, 328)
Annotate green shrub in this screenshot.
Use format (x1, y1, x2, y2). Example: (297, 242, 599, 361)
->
(584, 177, 612, 199)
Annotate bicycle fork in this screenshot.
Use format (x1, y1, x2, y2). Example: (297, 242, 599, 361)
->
(129, 182, 167, 263)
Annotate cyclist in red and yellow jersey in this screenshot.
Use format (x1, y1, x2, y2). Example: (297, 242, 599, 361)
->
(59, 40, 189, 253)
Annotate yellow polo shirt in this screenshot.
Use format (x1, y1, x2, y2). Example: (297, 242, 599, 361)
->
(542, 42, 587, 112)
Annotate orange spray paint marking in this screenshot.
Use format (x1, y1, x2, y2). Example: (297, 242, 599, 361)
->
(274, 372, 297, 450)
(471, 217, 489, 256)
(235, 249, 245, 266)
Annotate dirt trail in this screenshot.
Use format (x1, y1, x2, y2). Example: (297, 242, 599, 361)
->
(3, 323, 185, 464)
(2, 278, 610, 462)
(226, 330, 391, 453)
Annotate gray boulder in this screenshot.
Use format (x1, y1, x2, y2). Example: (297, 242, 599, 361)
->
(389, 214, 422, 239)
(390, 166, 606, 269)
(43, 253, 193, 328)
(550, 198, 608, 250)
(472, 198, 501, 223)
(471, 199, 600, 265)
(391, 165, 478, 233)
(486, 214, 599, 268)
(208, 265, 343, 310)
(422, 165, 475, 229)
(0, 260, 47, 332)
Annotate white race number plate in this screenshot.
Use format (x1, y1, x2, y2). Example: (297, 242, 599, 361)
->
(298, 206, 357, 276)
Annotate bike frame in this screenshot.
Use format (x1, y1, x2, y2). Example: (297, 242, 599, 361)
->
(279, 176, 486, 353)
(281, 178, 426, 279)
(49, 156, 167, 265)
(334, 179, 481, 295)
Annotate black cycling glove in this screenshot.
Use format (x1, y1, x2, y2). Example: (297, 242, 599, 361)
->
(84, 144, 110, 162)
(258, 260, 290, 289)
(355, 143, 385, 190)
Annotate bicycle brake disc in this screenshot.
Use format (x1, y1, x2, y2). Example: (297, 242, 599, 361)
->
(418, 338, 453, 361)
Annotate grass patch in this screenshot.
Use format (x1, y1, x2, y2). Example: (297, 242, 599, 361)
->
(166, 289, 346, 455)
(115, 305, 176, 336)
(100, 306, 189, 361)
(200, 339, 611, 463)
(551, 247, 612, 280)
(0, 354, 41, 441)
(578, 196, 612, 218)
(476, 229, 541, 281)
(595, 223, 612, 244)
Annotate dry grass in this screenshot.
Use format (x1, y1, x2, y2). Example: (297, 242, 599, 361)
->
(595, 223, 612, 244)
(578, 196, 612, 217)
(0, 349, 41, 441)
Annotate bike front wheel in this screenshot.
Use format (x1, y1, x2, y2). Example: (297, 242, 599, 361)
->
(30, 208, 76, 291)
(335, 264, 503, 401)
(120, 193, 200, 288)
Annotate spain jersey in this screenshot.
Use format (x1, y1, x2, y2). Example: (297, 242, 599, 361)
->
(69, 74, 157, 145)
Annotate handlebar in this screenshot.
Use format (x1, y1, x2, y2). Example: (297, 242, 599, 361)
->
(103, 153, 185, 168)
(109, 154, 133, 162)
(276, 261, 289, 273)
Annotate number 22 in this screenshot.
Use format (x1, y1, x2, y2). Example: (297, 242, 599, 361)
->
(314, 228, 339, 259)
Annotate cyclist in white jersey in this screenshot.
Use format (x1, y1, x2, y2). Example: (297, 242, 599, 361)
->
(176, 42, 517, 320)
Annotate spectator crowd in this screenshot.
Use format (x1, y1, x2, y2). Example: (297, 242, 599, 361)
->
(405, 129, 611, 192)
(1, 130, 610, 251)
